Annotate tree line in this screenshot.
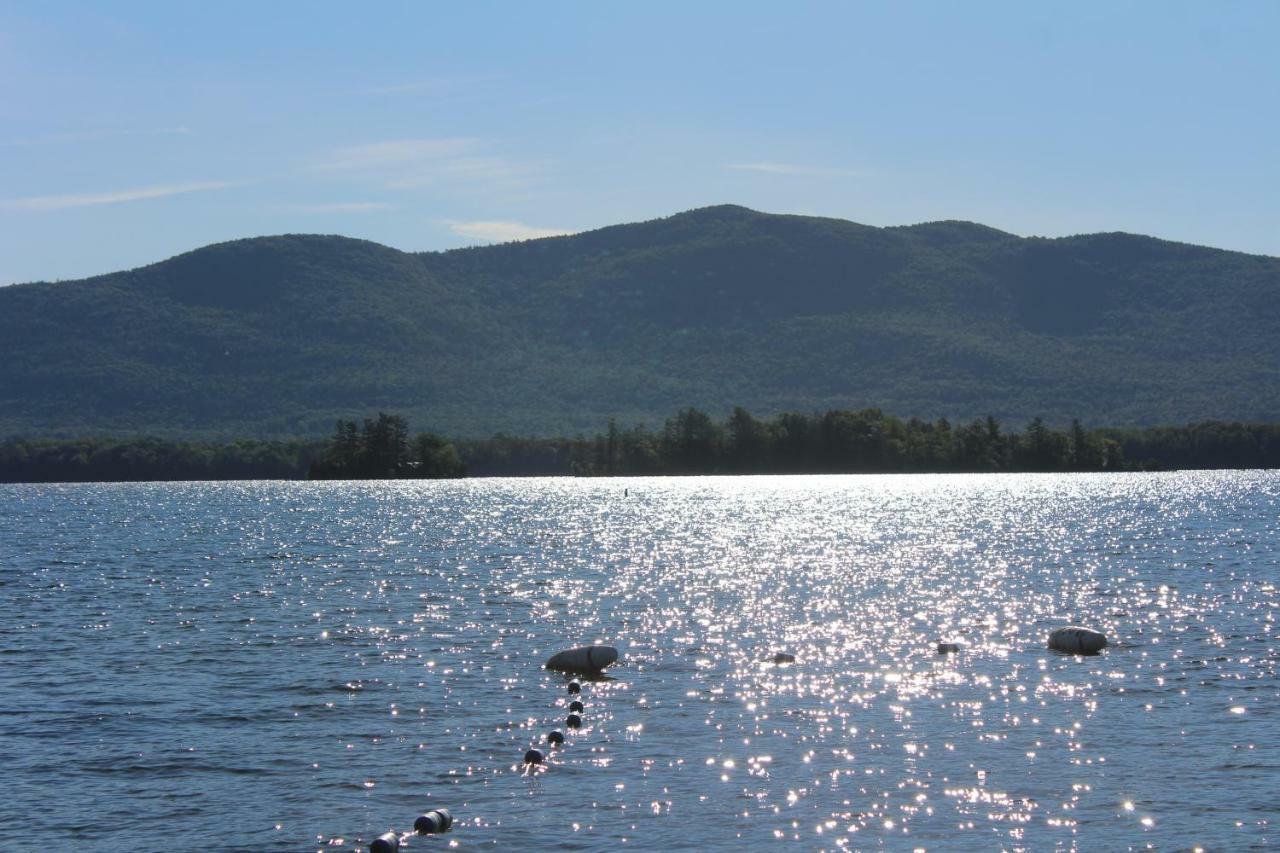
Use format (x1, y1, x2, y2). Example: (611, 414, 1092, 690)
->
(515, 408, 1127, 476)
(2, 408, 1279, 483)
(307, 412, 465, 479)
(0, 436, 320, 482)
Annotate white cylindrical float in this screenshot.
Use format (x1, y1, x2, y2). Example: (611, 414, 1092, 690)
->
(545, 645, 619, 675)
(1047, 626, 1107, 655)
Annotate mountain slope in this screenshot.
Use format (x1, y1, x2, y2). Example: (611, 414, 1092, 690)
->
(2, 205, 1278, 438)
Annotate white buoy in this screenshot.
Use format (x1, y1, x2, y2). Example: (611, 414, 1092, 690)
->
(544, 645, 619, 675)
(1048, 626, 1107, 655)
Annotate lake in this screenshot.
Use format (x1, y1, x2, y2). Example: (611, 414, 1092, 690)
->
(1, 473, 1276, 851)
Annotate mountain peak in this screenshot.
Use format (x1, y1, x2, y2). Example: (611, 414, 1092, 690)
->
(894, 220, 1017, 245)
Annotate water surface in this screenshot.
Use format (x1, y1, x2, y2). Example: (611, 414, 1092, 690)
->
(1, 473, 1276, 850)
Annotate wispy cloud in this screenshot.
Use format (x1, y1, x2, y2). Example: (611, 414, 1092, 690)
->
(309, 138, 477, 172)
(2, 127, 193, 147)
(286, 201, 397, 214)
(726, 161, 864, 177)
(309, 137, 547, 194)
(363, 73, 503, 96)
(0, 180, 238, 211)
(444, 219, 574, 243)
(386, 156, 542, 190)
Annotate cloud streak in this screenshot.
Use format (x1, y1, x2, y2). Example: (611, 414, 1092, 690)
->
(309, 137, 546, 194)
(726, 161, 864, 177)
(2, 127, 193, 147)
(444, 219, 574, 243)
(309, 138, 477, 172)
(0, 180, 238, 211)
(287, 201, 396, 213)
(363, 73, 503, 96)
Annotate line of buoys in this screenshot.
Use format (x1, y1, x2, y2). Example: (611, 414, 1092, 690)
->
(522, 648, 613, 769)
(414, 808, 453, 834)
(1048, 626, 1108, 655)
(545, 645, 620, 676)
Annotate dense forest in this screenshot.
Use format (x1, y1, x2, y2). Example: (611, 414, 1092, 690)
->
(2, 205, 1278, 439)
(2, 409, 1278, 483)
(307, 412, 465, 479)
(0, 436, 320, 483)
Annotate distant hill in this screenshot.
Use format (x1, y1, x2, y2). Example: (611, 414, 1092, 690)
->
(2, 204, 1278, 438)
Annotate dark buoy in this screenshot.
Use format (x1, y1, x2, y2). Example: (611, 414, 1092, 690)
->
(568, 680, 582, 694)
(566, 713, 582, 729)
(370, 831, 400, 853)
(547, 730, 565, 746)
(936, 642, 961, 654)
(568, 699, 585, 713)
(1048, 626, 1108, 655)
(771, 652, 796, 664)
(414, 808, 453, 834)
(524, 748, 545, 765)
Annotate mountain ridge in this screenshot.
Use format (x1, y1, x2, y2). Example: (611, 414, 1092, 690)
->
(2, 206, 1277, 438)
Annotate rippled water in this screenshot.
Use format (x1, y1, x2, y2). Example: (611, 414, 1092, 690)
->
(1, 473, 1277, 851)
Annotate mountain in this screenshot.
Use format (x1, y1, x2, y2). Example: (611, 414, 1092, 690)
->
(2, 205, 1278, 438)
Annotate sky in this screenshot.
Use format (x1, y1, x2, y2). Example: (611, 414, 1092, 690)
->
(1, 1, 1278, 284)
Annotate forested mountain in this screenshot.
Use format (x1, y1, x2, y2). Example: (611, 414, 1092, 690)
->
(2, 205, 1278, 438)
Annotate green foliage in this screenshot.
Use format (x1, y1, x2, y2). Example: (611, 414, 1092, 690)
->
(482, 409, 1280, 476)
(0, 436, 319, 482)
(1, 409, 1278, 482)
(308, 413, 464, 479)
(1, 206, 1278, 438)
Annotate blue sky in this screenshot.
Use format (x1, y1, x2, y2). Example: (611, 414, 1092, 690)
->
(1, 1, 1277, 284)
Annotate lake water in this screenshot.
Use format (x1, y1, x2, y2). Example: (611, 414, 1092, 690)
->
(1, 473, 1276, 851)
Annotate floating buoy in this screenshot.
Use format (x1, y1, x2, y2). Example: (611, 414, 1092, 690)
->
(545, 646, 619, 676)
(936, 642, 961, 655)
(568, 700, 584, 714)
(1048, 626, 1108, 655)
(414, 808, 453, 834)
(567, 680, 582, 695)
(566, 713, 582, 729)
(370, 831, 400, 853)
(547, 730, 565, 746)
(524, 748, 545, 765)
(771, 652, 796, 664)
